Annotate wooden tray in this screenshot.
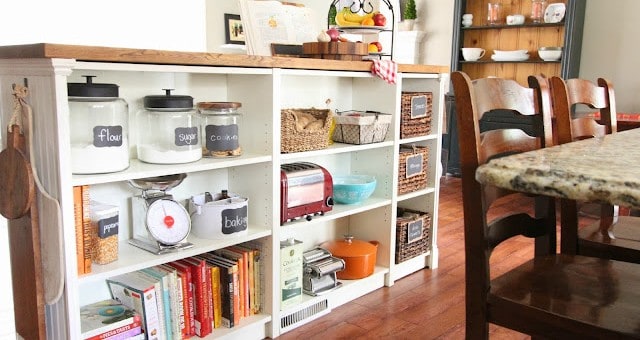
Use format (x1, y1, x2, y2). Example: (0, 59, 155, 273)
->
(302, 42, 368, 61)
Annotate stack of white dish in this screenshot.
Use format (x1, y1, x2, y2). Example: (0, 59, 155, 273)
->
(491, 49, 529, 62)
(538, 47, 562, 61)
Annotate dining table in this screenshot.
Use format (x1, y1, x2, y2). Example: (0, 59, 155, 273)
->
(475, 128, 640, 210)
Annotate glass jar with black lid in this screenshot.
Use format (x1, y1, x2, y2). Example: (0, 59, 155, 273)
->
(136, 89, 201, 164)
(68, 75, 129, 174)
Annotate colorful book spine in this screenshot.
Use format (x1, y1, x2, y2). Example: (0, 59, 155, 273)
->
(73, 186, 84, 275)
(81, 185, 92, 274)
(158, 264, 182, 338)
(210, 265, 222, 328)
(139, 268, 173, 340)
(84, 321, 142, 340)
(167, 261, 194, 337)
(178, 257, 211, 337)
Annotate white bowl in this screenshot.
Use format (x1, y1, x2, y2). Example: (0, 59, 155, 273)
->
(538, 47, 562, 61)
(493, 49, 529, 57)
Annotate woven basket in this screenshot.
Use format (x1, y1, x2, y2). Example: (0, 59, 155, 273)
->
(400, 92, 433, 139)
(395, 208, 431, 263)
(332, 111, 392, 145)
(281, 108, 332, 153)
(398, 145, 428, 194)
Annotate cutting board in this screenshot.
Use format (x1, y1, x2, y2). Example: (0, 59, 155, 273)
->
(302, 42, 368, 61)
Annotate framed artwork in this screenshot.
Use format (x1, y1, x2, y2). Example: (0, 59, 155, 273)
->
(224, 13, 245, 45)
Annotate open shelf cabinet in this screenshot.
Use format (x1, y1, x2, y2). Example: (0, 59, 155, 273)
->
(0, 44, 447, 339)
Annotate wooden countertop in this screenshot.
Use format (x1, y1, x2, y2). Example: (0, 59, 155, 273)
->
(0, 43, 449, 74)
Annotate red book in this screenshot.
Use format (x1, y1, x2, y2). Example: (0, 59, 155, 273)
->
(178, 257, 212, 337)
(166, 261, 194, 337)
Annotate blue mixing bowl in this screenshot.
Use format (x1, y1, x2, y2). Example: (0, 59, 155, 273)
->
(333, 175, 377, 204)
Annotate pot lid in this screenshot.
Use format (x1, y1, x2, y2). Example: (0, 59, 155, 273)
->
(144, 89, 193, 109)
(321, 235, 378, 258)
(67, 75, 119, 97)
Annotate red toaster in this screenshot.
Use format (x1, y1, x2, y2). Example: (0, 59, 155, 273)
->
(280, 162, 334, 225)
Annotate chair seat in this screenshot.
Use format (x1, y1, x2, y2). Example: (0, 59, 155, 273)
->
(579, 216, 640, 263)
(489, 254, 640, 338)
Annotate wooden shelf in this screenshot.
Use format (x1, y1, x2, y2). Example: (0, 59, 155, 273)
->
(462, 22, 564, 30)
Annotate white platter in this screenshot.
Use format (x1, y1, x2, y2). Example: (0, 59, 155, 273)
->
(544, 3, 566, 23)
(491, 54, 530, 62)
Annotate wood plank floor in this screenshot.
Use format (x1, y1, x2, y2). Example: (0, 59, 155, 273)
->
(277, 175, 598, 339)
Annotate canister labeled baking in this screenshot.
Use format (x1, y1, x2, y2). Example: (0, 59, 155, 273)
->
(68, 75, 129, 174)
(136, 89, 201, 164)
(280, 238, 303, 309)
(188, 191, 248, 239)
(197, 102, 243, 158)
(89, 201, 119, 265)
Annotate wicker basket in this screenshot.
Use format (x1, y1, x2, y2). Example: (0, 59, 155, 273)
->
(281, 108, 332, 153)
(400, 92, 433, 138)
(332, 111, 392, 145)
(398, 145, 429, 194)
(395, 208, 431, 264)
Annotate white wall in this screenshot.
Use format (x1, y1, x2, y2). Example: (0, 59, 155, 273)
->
(0, 0, 207, 51)
(579, 0, 640, 112)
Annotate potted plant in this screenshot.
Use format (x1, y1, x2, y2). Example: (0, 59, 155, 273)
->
(401, 0, 417, 30)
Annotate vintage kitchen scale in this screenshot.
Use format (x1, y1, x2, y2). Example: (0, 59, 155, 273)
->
(128, 173, 193, 254)
(302, 247, 345, 296)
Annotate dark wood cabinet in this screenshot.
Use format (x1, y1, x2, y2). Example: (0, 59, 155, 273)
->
(450, 0, 586, 83)
(444, 0, 586, 176)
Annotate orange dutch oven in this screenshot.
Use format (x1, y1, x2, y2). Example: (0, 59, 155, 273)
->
(321, 235, 379, 279)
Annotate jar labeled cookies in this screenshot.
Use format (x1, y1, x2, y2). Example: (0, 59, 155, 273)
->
(197, 102, 243, 158)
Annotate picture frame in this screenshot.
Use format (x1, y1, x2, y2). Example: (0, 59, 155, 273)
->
(224, 13, 245, 45)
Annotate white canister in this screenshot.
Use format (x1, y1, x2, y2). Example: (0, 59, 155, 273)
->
(188, 191, 248, 239)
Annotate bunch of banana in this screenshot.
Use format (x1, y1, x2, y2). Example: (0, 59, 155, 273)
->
(335, 7, 376, 27)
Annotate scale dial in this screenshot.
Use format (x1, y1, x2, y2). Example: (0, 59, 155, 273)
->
(145, 198, 191, 245)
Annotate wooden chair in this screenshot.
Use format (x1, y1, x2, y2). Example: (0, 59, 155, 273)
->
(451, 71, 640, 339)
(550, 76, 640, 263)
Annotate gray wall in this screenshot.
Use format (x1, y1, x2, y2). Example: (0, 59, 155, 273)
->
(580, 0, 639, 112)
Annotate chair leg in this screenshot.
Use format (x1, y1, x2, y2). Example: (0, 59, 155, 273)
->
(534, 196, 556, 255)
(561, 198, 579, 255)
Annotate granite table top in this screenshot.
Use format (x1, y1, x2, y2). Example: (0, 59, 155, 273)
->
(476, 128, 640, 209)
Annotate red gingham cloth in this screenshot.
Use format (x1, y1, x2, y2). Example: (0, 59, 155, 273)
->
(370, 59, 398, 84)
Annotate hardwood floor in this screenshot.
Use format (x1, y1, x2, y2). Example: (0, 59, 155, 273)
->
(277, 175, 598, 339)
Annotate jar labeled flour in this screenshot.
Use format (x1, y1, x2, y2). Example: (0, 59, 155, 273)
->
(197, 102, 243, 158)
(136, 89, 201, 164)
(68, 76, 129, 174)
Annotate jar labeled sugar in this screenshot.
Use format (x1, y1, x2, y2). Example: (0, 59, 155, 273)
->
(136, 89, 201, 164)
(68, 76, 129, 174)
(197, 102, 243, 158)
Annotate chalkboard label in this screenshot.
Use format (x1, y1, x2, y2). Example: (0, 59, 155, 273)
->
(205, 124, 239, 151)
(410, 95, 427, 119)
(93, 126, 123, 147)
(98, 214, 119, 238)
(174, 127, 199, 146)
(221, 205, 248, 234)
(407, 219, 424, 244)
(405, 153, 424, 178)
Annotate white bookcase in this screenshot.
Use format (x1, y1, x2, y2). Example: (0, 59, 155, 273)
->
(0, 45, 447, 339)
